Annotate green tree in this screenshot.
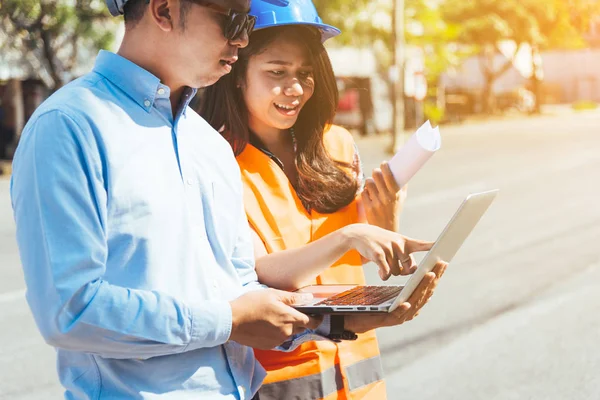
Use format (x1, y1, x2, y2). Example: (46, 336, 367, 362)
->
(312, 0, 393, 80)
(526, 0, 600, 112)
(0, 0, 116, 92)
(313, 0, 461, 126)
(442, 0, 599, 114)
(315, 0, 461, 81)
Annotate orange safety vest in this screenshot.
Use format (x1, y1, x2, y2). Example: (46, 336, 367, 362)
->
(236, 125, 386, 400)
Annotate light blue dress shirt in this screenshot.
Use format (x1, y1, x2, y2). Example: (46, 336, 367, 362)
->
(10, 50, 279, 399)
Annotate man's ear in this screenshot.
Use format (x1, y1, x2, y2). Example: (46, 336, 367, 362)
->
(148, 0, 174, 32)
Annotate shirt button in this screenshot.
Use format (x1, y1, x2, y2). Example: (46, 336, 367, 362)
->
(186, 178, 194, 186)
(212, 280, 219, 289)
(157, 88, 165, 95)
(143, 99, 151, 107)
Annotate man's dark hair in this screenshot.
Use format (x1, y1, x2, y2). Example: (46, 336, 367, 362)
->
(123, 0, 194, 29)
(123, 0, 147, 28)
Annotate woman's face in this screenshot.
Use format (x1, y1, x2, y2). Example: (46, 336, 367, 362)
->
(242, 34, 315, 136)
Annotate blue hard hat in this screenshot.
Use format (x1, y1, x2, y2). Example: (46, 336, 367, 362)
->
(250, 0, 341, 42)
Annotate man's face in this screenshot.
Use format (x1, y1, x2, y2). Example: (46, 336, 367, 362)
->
(167, 0, 250, 88)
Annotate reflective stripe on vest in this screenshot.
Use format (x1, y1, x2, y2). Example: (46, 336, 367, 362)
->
(345, 356, 384, 392)
(236, 125, 386, 400)
(259, 362, 343, 400)
(259, 356, 384, 400)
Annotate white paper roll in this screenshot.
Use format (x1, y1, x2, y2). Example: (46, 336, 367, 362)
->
(388, 120, 441, 187)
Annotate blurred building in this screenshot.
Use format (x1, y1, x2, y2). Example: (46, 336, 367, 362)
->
(541, 49, 600, 103)
(327, 47, 389, 134)
(327, 46, 425, 134)
(440, 41, 600, 116)
(0, 78, 47, 160)
(0, 21, 125, 160)
(0, 46, 49, 160)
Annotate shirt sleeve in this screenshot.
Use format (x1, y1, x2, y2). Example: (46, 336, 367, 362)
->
(275, 315, 333, 352)
(11, 110, 232, 360)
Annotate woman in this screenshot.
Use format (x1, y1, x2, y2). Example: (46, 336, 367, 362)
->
(199, 1, 444, 398)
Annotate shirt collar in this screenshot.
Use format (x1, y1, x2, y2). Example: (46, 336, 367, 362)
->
(249, 133, 285, 171)
(92, 50, 197, 114)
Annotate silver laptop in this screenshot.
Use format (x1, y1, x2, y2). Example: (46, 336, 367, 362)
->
(294, 189, 498, 314)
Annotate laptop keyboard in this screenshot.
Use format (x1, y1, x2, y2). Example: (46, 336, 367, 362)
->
(315, 286, 403, 306)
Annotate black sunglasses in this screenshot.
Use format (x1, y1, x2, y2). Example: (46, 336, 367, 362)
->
(144, 0, 256, 41)
(223, 10, 256, 41)
(193, 0, 256, 41)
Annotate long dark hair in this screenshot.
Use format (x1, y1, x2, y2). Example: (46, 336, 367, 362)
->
(198, 25, 358, 214)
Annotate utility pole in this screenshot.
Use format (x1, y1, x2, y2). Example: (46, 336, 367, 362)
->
(390, 0, 405, 152)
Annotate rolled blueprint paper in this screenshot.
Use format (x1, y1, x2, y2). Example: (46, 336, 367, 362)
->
(388, 120, 441, 187)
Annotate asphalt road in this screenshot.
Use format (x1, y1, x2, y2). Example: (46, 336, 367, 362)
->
(1, 108, 599, 399)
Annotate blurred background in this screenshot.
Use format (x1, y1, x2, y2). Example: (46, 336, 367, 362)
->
(1, 0, 600, 399)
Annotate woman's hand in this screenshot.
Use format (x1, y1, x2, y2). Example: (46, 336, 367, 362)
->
(341, 223, 433, 280)
(361, 161, 407, 232)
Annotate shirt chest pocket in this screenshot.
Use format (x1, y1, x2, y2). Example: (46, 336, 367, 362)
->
(108, 173, 182, 230)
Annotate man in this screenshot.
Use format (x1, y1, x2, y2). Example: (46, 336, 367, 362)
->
(11, 1, 319, 398)
(10, 0, 443, 398)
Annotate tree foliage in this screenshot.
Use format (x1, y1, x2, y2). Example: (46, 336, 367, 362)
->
(313, 0, 600, 115)
(441, 0, 600, 112)
(314, 0, 460, 83)
(0, 0, 116, 91)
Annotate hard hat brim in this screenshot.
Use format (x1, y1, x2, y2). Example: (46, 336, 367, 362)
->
(254, 22, 341, 42)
